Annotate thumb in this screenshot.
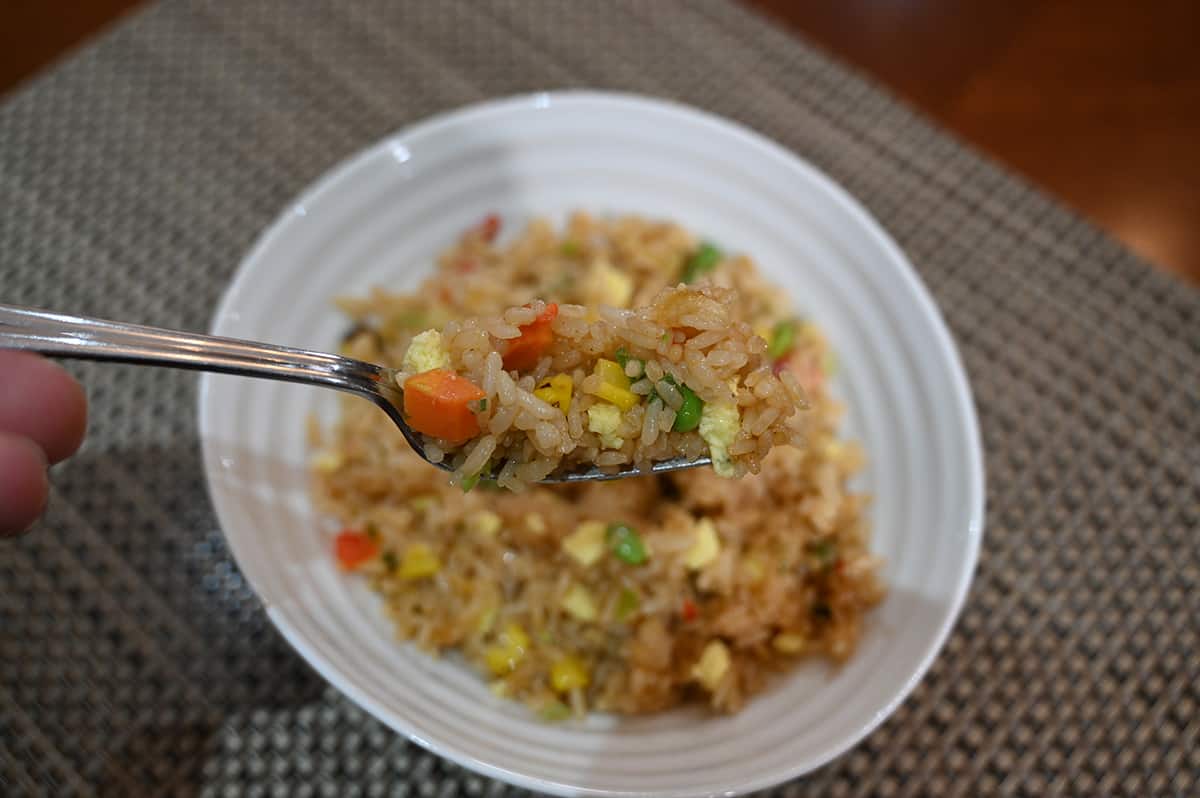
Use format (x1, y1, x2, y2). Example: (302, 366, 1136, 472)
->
(0, 432, 49, 537)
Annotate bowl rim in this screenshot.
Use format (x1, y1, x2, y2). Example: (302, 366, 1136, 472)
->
(199, 90, 986, 797)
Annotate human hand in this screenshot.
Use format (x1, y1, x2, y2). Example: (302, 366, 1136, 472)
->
(0, 351, 88, 536)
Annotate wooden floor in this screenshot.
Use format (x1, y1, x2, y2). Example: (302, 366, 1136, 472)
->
(749, 0, 1200, 285)
(3, 1, 1198, 284)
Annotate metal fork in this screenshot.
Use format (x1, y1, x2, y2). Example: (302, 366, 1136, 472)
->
(0, 304, 710, 484)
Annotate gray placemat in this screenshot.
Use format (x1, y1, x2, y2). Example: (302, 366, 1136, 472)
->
(1, 1, 1197, 796)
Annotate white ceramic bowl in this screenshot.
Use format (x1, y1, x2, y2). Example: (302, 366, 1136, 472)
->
(199, 92, 984, 797)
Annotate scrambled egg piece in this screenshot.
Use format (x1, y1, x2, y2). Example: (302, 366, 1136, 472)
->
(699, 401, 739, 477)
(772, 633, 806, 654)
(468, 510, 502, 539)
(562, 520, 607, 567)
(684, 518, 720, 569)
(582, 256, 634, 308)
(309, 450, 343, 473)
(587, 403, 625, 449)
(741, 556, 765, 584)
(691, 640, 731, 691)
(401, 329, 451, 373)
(561, 584, 598, 622)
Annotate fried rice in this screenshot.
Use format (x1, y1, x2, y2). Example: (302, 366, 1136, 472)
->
(312, 213, 884, 719)
(392, 284, 808, 488)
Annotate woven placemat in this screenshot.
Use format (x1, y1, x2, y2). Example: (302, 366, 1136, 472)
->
(1, 1, 1196, 795)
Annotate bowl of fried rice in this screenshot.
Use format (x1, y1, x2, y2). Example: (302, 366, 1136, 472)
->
(199, 92, 984, 797)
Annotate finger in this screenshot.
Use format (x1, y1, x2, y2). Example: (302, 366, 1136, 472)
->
(0, 431, 49, 537)
(0, 351, 88, 464)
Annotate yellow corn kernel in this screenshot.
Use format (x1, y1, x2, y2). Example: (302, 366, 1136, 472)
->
(525, 513, 546, 534)
(772, 633, 806, 654)
(561, 584, 598, 622)
(485, 646, 516, 675)
(591, 382, 639, 412)
(550, 656, 591, 693)
(691, 640, 731, 691)
(533, 374, 574, 414)
(499, 622, 530, 652)
(399, 543, 441, 580)
(468, 510, 502, 539)
(593, 358, 630, 389)
(684, 518, 720, 570)
(562, 520, 607, 567)
(484, 622, 530, 675)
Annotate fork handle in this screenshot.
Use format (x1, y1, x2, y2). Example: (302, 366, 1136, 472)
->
(0, 303, 390, 397)
(1, 304, 708, 482)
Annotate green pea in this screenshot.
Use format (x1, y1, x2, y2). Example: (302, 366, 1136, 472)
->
(824, 350, 838, 375)
(615, 588, 640, 622)
(681, 243, 722, 283)
(539, 700, 571, 722)
(606, 522, 647, 565)
(767, 320, 797, 360)
(615, 348, 644, 379)
(807, 539, 837, 569)
(460, 458, 491, 493)
(672, 384, 704, 432)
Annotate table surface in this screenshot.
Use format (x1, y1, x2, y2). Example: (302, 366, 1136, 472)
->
(2, 0, 1198, 285)
(1, 2, 1197, 797)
